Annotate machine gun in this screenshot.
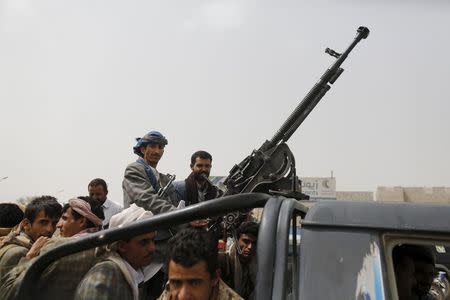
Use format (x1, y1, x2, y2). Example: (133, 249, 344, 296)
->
(224, 26, 370, 200)
(157, 174, 176, 197)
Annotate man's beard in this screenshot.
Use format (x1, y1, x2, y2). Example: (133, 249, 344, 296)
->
(193, 172, 209, 181)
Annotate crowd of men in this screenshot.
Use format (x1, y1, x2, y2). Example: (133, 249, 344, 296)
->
(0, 130, 258, 300)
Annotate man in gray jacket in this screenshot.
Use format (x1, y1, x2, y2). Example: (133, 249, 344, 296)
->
(122, 130, 180, 299)
(122, 130, 178, 214)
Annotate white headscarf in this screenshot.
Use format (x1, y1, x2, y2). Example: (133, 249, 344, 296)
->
(108, 204, 162, 284)
(109, 204, 154, 229)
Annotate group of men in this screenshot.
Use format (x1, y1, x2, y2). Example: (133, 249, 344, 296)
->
(0, 129, 259, 300)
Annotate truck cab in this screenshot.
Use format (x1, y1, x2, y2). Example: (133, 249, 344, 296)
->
(15, 194, 450, 300)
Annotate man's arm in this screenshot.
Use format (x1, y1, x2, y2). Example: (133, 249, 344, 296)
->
(0, 246, 27, 281)
(122, 163, 176, 215)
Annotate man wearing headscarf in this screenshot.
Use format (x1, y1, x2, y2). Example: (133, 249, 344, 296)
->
(23, 197, 104, 260)
(122, 130, 178, 215)
(75, 204, 161, 300)
(122, 130, 183, 298)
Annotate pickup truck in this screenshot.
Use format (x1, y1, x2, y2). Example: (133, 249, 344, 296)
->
(14, 193, 450, 300)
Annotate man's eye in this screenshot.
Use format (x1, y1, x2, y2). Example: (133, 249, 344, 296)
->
(170, 280, 181, 288)
(190, 279, 203, 286)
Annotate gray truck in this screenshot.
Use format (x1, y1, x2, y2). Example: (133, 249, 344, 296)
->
(15, 193, 450, 299)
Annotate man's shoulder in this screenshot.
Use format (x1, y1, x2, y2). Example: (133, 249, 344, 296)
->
(173, 180, 185, 190)
(125, 161, 145, 171)
(83, 259, 123, 280)
(0, 243, 27, 262)
(105, 199, 123, 210)
(218, 278, 244, 300)
(92, 259, 120, 271)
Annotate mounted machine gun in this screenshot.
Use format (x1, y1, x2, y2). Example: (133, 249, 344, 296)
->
(224, 26, 370, 199)
(216, 26, 370, 232)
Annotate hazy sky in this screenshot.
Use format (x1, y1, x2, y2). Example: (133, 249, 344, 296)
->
(1, 0, 449, 204)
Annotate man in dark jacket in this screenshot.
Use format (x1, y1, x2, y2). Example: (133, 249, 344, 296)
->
(173, 150, 222, 207)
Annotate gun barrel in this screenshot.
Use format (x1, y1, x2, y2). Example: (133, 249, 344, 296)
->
(267, 26, 369, 149)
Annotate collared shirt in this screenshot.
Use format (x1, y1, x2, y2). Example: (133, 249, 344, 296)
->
(102, 199, 123, 228)
(122, 258, 145, 294)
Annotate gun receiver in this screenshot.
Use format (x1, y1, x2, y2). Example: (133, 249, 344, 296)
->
(224, 26, 369, 197)
(157, 174, 176, 197)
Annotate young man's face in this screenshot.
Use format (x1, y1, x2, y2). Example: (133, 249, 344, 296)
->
(88, 185, 108, 203)
(22, 210, 59, 241)
(238, 233, 257, 262)
(190, 157, 212, 180)
(140, 144, 164, 168)
(56, 208, 87, 237)
(167, 260, 218, 300)
(118, 232, 156, 269)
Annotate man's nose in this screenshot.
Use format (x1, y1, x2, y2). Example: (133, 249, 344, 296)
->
(248, 242, 253, 249)
(47, 223, 56, 235)
(56, 220, 62, 228)
(177, 285, 191, 300)
(148, 242, 156, 253)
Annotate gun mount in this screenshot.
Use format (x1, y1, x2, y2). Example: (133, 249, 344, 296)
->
(224, 26, 370, 199)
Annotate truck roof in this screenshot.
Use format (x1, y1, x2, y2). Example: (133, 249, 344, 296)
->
(302, 200, 450, 233)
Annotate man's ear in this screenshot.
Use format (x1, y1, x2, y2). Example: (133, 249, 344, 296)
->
(139, 145, 147, 156)
(190, 163, 194, 171)
(21, 218, 31, 232)
(117, 240, 128, 254)
(78, 216, 88, 229)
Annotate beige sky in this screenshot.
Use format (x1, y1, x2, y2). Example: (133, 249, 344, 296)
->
(1, 0, 449, 204)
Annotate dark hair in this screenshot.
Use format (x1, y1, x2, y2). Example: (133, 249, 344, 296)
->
(237, 221, 259, 239)
(24, 196, 62, 224)
(393, 245, 411, 268)
(190, 150, 212, 166)
(62, 196, 105, 229)
(393, 244, 435, 267)
(88, 178, 108, 193)
(0, 203, 24, 228)
(167, 228, 218, 276)
(406, 244, 435, 265)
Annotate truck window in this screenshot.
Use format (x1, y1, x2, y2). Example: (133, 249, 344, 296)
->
(390, 242, 450, 300)
(298, 229, 383, 300)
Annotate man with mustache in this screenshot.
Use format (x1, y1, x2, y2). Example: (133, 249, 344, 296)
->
(75, 204, 160, 300)
(174, 150, 223, 206)
(122, 130, 182, 299)
(158, 228, 243, 300)
(123, 130, 178, 214)
(56, 197, 104, 238)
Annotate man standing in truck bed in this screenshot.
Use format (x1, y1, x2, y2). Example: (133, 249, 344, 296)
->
(122, 130, 178, 214)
